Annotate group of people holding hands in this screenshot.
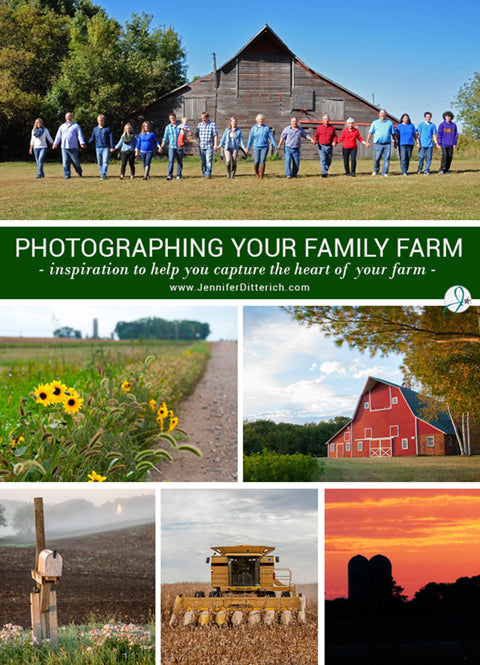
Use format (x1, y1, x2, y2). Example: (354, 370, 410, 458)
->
(29, 108, 458, 180)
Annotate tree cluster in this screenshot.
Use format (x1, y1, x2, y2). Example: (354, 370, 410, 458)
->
(114, 317, 210, 340)
(284, 306, 480, 423)
(243, 417, 350, 457)
(455, 72, 480, 141)
(0, 0, 187, 159)
(53, 326, 82, 338)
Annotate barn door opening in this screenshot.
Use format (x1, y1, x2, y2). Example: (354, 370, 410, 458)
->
(183, 98, 207, 123)
(369, 439, 392, 457)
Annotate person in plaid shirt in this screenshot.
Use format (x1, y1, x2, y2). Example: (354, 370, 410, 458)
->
(160, 113, 184, 180)
(195, 112, 218, 178)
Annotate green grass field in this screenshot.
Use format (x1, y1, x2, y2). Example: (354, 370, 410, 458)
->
(0, 338, 209, 481)
(318, 456, 480, 482)
(1, 155, 479, 219)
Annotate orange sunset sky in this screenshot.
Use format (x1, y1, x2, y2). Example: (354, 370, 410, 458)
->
(325, 489, 480, 600)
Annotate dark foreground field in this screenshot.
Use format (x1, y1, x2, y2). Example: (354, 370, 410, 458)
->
(0, 523, 154, 626)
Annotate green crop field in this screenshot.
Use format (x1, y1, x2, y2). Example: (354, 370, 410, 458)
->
(0, 338, 209, 481)
(318, 456, 480, 482)
(1, 156, 479, 219)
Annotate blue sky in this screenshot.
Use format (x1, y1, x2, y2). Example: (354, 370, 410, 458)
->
(0, 303, 237, 340)
(161, 488, 317, 584)
(243, 306, 404, 424)
(99, 0, 479, 130)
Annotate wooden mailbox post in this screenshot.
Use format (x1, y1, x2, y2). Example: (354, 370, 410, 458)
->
(30, 497, 63, 645)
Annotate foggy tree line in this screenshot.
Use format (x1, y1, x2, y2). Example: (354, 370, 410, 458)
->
(52, 317, 211, 340)
(243, 417, 350, 457)
(114, 317, 211, 340)
(0, 495, 153, 534)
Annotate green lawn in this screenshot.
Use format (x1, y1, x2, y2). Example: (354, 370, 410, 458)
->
(1, 156, 479, 219)
(318, 456, 480, 482)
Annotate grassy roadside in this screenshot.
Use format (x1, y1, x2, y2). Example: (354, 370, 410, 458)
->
(1, 157, 479, 219)
(318, 456, 480, 482)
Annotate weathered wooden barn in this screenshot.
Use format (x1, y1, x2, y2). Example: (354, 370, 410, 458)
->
(139, 25, 396, 158)
(327, 377, 458, 458)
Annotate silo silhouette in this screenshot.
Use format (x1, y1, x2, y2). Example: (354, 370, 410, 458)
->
(348, 555, 369, 602)
(369, 554, 392, 603)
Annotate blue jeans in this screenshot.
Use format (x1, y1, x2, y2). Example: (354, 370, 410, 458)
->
(318, 144, 333, 174)
(61, 147, 82, 178)
(253, 146, 268, 167)
(284, 146, 300, 177)
(418, 146, 433, 173)
(168, 147, 183, 178)
(199, 146, 214, 176)
(140, 151, 153, 168)
(34, 148, 47, 177)
(399, 144, 413, 174)
(96, 147, 110, 177)
(373, 143, 391, 175)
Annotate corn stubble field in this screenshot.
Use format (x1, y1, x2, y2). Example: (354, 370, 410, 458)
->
(1, 156, 479, 219)
(161, 583, 318, 665)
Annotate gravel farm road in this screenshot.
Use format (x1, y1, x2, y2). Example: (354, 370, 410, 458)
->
(155, 340, 238, 482)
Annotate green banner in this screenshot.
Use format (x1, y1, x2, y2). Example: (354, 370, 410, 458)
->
(3, 225, 477, 299)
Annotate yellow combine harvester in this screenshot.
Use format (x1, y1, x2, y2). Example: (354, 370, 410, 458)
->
(169, 545, 307, 626)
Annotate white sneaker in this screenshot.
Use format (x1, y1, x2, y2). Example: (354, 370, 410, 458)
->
(383, 173, 389, 177)
(372, 171, 377, 176)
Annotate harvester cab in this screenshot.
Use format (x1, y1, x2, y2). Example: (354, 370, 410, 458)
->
(169, 545, 307, 627)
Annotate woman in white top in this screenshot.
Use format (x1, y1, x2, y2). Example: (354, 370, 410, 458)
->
(29, 118, 54, 178)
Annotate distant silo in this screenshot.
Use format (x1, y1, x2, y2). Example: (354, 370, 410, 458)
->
(93, 318, 98, 339)
(348, 555, 369, 602)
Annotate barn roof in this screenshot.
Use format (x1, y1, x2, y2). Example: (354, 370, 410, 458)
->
(151, 24, 395, 119)
(326, 376, 457, 444)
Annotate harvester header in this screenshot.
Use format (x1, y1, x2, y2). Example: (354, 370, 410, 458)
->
(169, 544, 307, 627)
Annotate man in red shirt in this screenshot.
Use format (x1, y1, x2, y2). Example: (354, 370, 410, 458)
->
(314, 115, 338, 177)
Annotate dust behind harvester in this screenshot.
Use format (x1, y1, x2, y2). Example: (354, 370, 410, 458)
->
(169, 545, 307, 627)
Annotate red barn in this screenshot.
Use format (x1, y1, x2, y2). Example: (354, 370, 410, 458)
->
(327, 377, 458, 458)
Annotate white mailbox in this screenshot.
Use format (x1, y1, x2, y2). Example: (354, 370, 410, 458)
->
(38, 549, 63, 577)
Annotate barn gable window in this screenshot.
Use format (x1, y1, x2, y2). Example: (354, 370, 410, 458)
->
(364, 402, 369, 409)
(292, 90, 314, 111)
(427, 436, 435, 447)
(401, 438, 408, 450)
(392, 396, 398, 404)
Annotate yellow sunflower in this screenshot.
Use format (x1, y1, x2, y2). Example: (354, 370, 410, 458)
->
(121, 381, 132, 393)
(63, 392, 84, 415)
(148, 398, 157, 411)
(157, 401, 168, 418)
(87, 470, 107, 482)
(34, 383, 55, 407)
(49, 380, 68, 403)
(167, 416, 179, 434)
